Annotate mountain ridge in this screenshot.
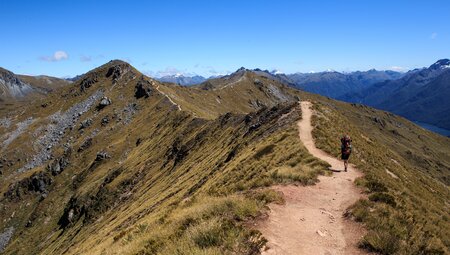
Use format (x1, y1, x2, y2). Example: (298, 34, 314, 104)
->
(340, 59, 450, 129)
(0, 60, 448, 254)
(0, 67, 70, 102)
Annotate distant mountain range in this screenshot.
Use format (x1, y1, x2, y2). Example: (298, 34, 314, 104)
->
(340, 59, 450, 130)
(157, 74, 207, 86)
(281, 69, 404, 98)
(5, 58, 449, 131)
(1, 60, 449, 255)
(157, 60, 449, 131)
(155, 69, 404, 96)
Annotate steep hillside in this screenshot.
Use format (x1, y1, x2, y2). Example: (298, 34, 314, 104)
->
(302, 93, 450, 254)
(156, 67, 298, 119)
(341, 59, 450, 129)
(0, 60, 449, 255)
(0, 60, 328, 254)
(0, 67, 70, 103)
(18, 74, 71, 93)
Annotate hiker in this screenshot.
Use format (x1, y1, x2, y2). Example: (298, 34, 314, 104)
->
(340, 135, 352, 172)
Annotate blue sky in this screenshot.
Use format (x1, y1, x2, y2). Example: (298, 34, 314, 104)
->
(0, 0, 449, 77)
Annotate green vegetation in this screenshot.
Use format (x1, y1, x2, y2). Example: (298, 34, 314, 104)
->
(307, 96, 450, 254)
(1, 61, 448, 255)
(0, 62, 328, 255)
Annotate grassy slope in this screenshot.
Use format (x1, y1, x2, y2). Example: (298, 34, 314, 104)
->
(301, 92, 450, 254)
(1, 61, 449, 254)
(17, 74, 71, 92)
(157, 70, 297, 119)
(0, 62, 328, 255)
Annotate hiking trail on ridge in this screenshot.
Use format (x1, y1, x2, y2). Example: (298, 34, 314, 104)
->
(257, 101, 368, 255)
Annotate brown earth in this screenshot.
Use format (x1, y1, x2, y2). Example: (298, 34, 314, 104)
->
(257, 101, 368, 255)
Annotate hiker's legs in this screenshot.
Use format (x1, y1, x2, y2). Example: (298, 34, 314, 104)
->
(344, 160, 348, 171)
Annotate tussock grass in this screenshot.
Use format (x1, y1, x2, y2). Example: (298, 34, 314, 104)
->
(110, 193, 275, 255)
(308, 98, 450, 254)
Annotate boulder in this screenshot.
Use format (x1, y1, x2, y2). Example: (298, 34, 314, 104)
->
(95, 151, 110, 162)
(79, 118, 93, 130)
(78, 138, 92, 152)
(47, 148, 71, 176)
(101, 116, 110, 126)
(98, 97, 111, 109)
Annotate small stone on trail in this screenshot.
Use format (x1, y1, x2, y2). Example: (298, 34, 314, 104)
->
(317, 230, 327, 237)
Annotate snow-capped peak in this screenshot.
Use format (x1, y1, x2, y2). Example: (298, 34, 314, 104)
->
(270, 69, 283, 75)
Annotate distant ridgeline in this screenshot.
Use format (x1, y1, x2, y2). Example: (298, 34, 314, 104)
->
(153, 59, 450, 134)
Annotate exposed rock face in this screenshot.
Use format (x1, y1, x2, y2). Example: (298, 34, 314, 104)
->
(253, 79, 263, 86)
(79, 73, 99, 92)
(0, 67, 33, 98)
(0, 227, 14, 253)
(134, 77, 153, 99)
(58, 167, 139, 229)
(106, 62, 132, 83)
(266, 84, 290, 102)
(18, 90, 103, 172)
(4, 171, 53, 201)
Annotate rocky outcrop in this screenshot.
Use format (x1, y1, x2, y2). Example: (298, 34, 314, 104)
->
(134, 77, 153, 99)
(95, 151, 110, 162)
(78, 138, 93, 152)
(79, 118, 93, 130)
(47, 148, 71, 176)
(59, 167, 137, 229)
(101, 115, 110, 126)
(79, 73, 99, 92)
(106, 62, 132, 83)
(4, 171, 53, 201)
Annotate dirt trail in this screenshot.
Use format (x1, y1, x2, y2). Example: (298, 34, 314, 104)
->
(257, 101, 367, 255)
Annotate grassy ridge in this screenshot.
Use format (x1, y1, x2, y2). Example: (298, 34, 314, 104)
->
(1, 74, 329, 255)
(2, 61, 448, 255)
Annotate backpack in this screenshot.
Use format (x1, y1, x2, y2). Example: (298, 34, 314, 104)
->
(341, 135, 352, 155)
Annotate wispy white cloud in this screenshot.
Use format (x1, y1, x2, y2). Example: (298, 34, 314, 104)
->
(80, 55, 92, 62)
(40, 50, 69, 62)
(79, 54, 105, 62)
(430, 32, 437, 39)
(144, 67, 195, 78)
(143, 66, 229, 78)
(390, 66, 408, 72)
